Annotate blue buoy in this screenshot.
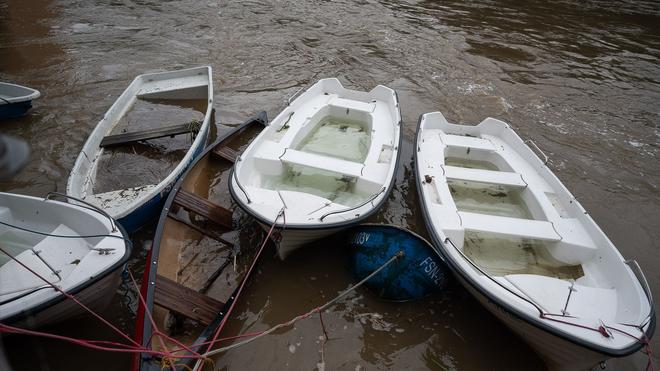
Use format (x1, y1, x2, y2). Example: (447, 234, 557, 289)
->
(347, 224, 449, 301)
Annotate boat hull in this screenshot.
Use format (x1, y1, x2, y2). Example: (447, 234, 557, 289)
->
(258, 223, 344, 259)
(458, 274, 607, 371)
(8, 267, 123, 329)
(0, 101, 33, 120)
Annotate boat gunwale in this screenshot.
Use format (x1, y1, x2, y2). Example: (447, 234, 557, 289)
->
(0, 82, 41, 104)
(228, 90, 403, 231)
(413, 113, 656, 358)
(135, 112, 268, 371)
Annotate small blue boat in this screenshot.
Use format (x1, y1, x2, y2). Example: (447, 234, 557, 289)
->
(0, 82, 41, 120)
(348, 224, 449, 301)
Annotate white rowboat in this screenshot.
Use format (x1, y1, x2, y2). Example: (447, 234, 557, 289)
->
(0, 192, 130, 327)
(230, 79, 402, 259)
(415, 112, 654, 370)
(67, 67, 213, 232)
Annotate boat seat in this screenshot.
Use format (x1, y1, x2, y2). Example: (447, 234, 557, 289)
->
(444, 166, 526, 188)
(504, 274, 617, 320)
(328, 97, 376, 113)
(33, 224, 90, 278)
(280, 149, 364, 179)
(0, 249, 60, 299)
(458, 211, 561, 242)
(442, 134, 496, 152)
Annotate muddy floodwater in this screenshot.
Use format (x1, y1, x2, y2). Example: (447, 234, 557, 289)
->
(1, 0, 659, 370)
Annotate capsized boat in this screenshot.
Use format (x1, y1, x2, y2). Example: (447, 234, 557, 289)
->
(347, 224, 449, 301)
(0, 82, 41, 120)
(230, 78, 402, 259)
(415, 112, 655, 370)
(0, 192, 130, 328)
(67, 66, 214, 232)
(133, 113, 268, 371)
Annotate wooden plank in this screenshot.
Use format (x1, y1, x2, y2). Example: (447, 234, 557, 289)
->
(167, 211, 234, 247)
(100, 123, 199, 148)
(154, 275, 224, 326)
(173, 189, 233, 230)
(211, 145, 239, 163)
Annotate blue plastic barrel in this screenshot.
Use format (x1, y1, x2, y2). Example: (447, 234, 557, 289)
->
(347, 224, 449, 301)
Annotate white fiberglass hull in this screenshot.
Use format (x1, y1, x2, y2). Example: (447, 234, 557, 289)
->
(258, 223, 344, 259)
(415, 111, 654, 370)
(460, 275, 607, 371)
(231, 78, 402, 259)
(66, 66, 213, 232)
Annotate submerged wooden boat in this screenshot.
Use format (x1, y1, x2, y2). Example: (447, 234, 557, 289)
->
(133, 113, 268, 371)
(0, 192, 130, 328)
(415, 112, 655, 370)
(230, 78, 402, 259)
(0, 82, 40, 120)
(67, 66, 214, 233)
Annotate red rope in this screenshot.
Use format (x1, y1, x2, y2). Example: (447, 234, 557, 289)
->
(201, 209, 285, 357)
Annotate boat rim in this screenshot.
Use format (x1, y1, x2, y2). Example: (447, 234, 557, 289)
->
(228, 92, 404, 231)
(413, 113, 656, 358)
(0, 82, 41, 104)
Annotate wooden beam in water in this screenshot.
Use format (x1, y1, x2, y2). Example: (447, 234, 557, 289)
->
(100, 123, 198, 148)
(172, 189, 233, 230)
(153, 274, 225, 326)
(211, 145, 239, 163)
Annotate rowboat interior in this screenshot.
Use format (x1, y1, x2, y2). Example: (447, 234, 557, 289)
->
(234, 79, 400, 225)
(145, 122, 265, 353)
(418, 112, 651, 345)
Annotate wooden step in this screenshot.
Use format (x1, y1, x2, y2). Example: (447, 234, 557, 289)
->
(167, 211, 234, 247)
(154, 275, 224, 326)
(212, 145, 239, 163)
(100, 123, 199, 148)
(173, 189, 232, 230)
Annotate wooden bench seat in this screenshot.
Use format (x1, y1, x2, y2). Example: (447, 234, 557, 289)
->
(173, 189, 232, 230)
(154, 275, 224, 326)
(100, 123, 199, 148)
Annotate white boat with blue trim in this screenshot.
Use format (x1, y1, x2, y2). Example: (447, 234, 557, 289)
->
(66, 67, 213, 232)
(415, 111, 654, 370)
(230, 78, 402, 259)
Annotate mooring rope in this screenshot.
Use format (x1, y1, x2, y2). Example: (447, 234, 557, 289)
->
(195, 250, 404, 361)
(191, 208, 287, 371)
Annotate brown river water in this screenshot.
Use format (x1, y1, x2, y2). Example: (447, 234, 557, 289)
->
(1, 0, 659, 370)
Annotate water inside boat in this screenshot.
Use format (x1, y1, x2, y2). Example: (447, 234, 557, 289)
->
(297, 116, 370, 162)
(463, 232, 584, 279)
(261, 164, 372, 207)
(93, 98, 206, 194)
(449, 180, 532, 219)
(447, 151, 583, 280)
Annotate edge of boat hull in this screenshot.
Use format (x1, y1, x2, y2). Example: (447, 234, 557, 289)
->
(412, 114, 656, 363)
(0, 101, 33, 120)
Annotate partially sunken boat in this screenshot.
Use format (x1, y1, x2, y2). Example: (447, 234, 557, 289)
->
(230, 79, 402, 259)
(415, 112, 655, 370)
(67, 66, 213, 232)
(134, 113, 268, 371)
(0, 192, 130, 328)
